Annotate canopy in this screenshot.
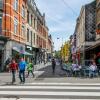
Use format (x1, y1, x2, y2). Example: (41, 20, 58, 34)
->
(12, 47, 32, 56)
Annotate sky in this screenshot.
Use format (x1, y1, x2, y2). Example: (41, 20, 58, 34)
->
(35, 0, 92, 50)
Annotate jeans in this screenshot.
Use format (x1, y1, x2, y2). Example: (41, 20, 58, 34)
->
(19, 70, 25, 83)
(27, 70, 34, 77)
(12, 70, 16, 83)
(52, 66, 55, 74)
(89, 70, 96, 78)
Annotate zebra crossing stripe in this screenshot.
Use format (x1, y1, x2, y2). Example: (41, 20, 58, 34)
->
(18, 98, 100, 100)
(0, 86, 100, 90)
(0, 98, 100, 100)
(0, 91, 100, 96)
(25, 82, 100, 86)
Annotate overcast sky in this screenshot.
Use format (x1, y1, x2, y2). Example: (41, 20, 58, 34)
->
(35, 0, 92, 50)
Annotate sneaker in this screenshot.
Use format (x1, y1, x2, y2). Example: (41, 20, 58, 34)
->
(19, 82, 23, 84)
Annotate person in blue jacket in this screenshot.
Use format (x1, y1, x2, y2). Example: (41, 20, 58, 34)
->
(18, 58, 27, 84)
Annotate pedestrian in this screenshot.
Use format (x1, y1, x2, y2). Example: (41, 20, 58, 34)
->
(71, 62, 77, 77)
(9, 58, 18, 84)
(26, 61, 34, 78)
(18, 58, 27, 84)
(5, 57, 11, 72)
(89, 62, 97, 78)
(52, 58, 56, 74)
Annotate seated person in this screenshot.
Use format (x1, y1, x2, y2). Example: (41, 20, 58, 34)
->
(89, 62, 97, 78)
(71, 63, 81, 77)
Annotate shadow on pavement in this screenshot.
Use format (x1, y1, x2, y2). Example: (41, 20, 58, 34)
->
(1, 82, 17, 86)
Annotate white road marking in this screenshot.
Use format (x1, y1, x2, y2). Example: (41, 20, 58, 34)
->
(0, 98, 100, 100)
(0, 86, 100, 90)
(25, 82, 100, 86)
(18, 98, 100, 100)
(0, 91, 100, 96)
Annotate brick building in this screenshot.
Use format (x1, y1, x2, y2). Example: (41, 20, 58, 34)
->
(0, 0, 50, 71)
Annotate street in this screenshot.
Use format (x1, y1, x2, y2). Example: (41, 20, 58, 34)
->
(0, 0, 100, 99)
(0, 63, 100, 99)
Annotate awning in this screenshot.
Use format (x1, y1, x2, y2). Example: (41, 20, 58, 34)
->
(12, 47, 32, 56)
(24, 51, 33, 56)
(12, 47, 20, 53)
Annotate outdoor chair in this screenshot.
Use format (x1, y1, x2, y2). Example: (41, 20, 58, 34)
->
(80, 66, 89, 77)
(62, 64, 72, 77)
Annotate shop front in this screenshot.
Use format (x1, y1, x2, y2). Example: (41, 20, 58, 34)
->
(12, 45, 33, 63)
(0, 37, 7, 71)
(84, 42, 100, 66)
(25, 45, 33, 63)
(0, 44, 4, 71)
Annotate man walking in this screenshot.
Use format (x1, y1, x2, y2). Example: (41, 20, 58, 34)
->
(52, 58, 56, 74)
(18, 58, 27, 84)
(9, 59, 18, 84)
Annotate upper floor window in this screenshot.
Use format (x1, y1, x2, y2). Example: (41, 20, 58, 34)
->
(97, 2, 100, 10)
(0, 16, 2, 25)
(34, 33, 35, 45)
(31, 14, 33, 26)
(27, 10, 29, 24)
(22, 5, 25, 18)
(27, 28, 29, 42)
(21, 24, 25, 36)
(97, 23, 100, 29)
(14, 0, 18, 11)
(0, 16, 2, 34)
(14, 17, 18, 34)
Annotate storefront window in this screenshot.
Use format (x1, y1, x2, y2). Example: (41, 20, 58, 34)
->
(0, 16, 2, 35)
(0, 0, 3, 9)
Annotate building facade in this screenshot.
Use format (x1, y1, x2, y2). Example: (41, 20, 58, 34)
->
(0, 0, 50, 71)
(47, 35, 54, 61)
(96, 0, 100, 39)
(75, 1, 96, 65)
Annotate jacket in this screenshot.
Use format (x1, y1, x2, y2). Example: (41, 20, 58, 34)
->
(27, 63, 33, 71)
(10, 63, 18, 70)
(19, 61, 26, 71)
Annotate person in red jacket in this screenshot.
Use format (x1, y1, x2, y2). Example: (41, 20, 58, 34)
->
(9, 59, 18, 84)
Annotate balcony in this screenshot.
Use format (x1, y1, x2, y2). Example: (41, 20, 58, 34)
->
(0, 0, 3, 10)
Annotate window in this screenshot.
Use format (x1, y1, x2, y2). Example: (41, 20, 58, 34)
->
(14, 0, 18, 11)
(29, 14, 31, 25)
(37, 35, 38, 45)
(27, 10, 29, 23)
(0, 0, 3, 9)
(14, 17, 18, 34)
(27, 28, 29, 42)
(0, 16, 2, 34)
(34, 18, 35, 28)
(21, 24, 25, 36)
(31, 14, 33, 26)
(34, 33, 35, 45)
(98, 23, 100, 29)
(22, 5, 25, 18)
(31, 31, 32, 45)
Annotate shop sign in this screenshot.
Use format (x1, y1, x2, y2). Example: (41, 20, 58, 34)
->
(96, 29, 100, 34)
(26, 46, 32, 51)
